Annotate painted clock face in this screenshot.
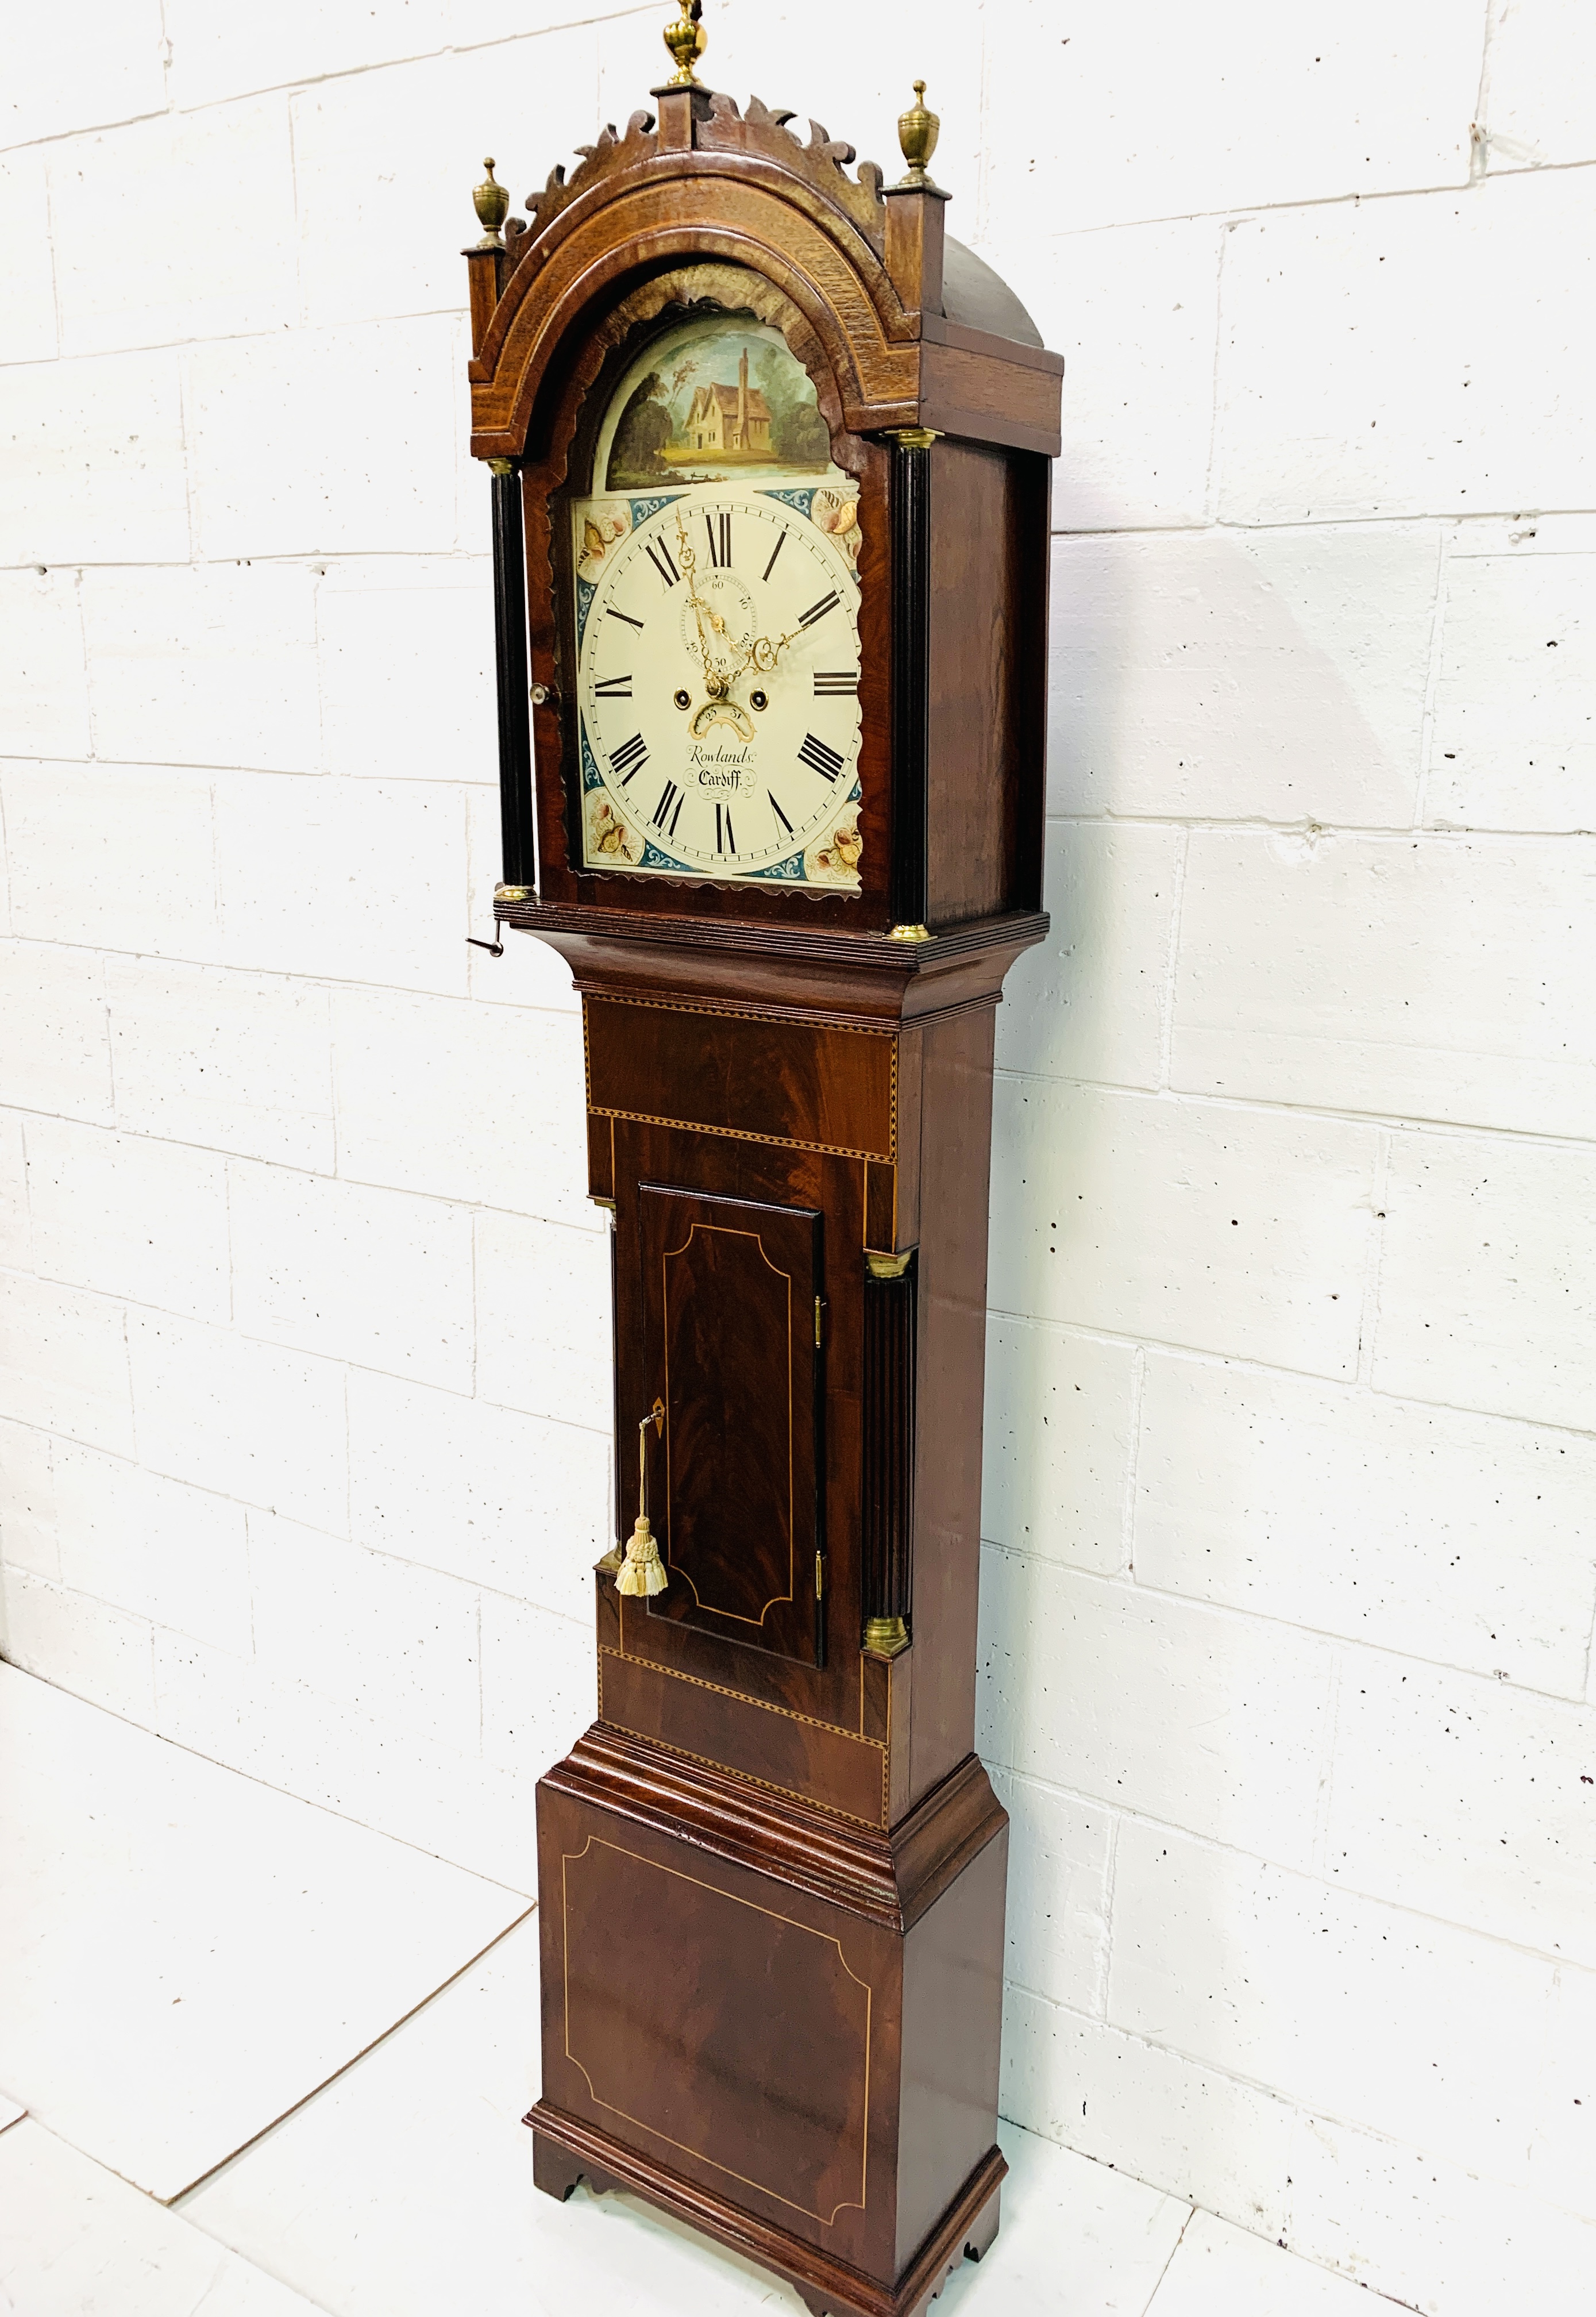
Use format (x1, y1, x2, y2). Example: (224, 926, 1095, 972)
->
(570, 315, 863, 891)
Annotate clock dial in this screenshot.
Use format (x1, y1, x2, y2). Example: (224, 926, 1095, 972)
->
(574, 490, 863, 887)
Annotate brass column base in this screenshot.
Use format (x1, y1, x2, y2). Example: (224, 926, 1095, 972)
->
(862, 1615, 910, 1657)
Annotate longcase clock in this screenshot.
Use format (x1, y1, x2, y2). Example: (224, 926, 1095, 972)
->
(461, 17, 1062, 2313)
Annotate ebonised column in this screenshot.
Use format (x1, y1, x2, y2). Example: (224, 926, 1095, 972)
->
(489, 459, 537, 893)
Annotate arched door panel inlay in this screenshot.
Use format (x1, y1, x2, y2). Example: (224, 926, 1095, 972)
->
(637, 1183, 823, 1665)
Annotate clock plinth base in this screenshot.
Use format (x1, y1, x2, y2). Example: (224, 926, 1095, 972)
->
(531, 1723, 1008, 2312)
(526, 2104, 1004, 2317)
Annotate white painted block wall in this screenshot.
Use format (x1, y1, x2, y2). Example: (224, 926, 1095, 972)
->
(2, 5, 1593, 2310)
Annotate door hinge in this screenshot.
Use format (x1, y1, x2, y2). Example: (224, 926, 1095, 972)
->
(815, 1550, 824, 1599)
(814, 1296, 826, 1348)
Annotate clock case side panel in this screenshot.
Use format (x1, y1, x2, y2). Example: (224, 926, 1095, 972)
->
(898, 1000, 1001, 1810)
(519, 271, 898, 934)
(909, 438, 1051, 936)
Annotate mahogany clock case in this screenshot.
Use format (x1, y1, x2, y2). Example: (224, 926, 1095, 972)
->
(462, 73, 1063, 2317)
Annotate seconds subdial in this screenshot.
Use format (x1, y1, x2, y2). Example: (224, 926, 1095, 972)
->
(678, 570, 755, 699)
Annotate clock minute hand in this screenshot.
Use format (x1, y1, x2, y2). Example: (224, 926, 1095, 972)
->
(674, 511, 730, 698)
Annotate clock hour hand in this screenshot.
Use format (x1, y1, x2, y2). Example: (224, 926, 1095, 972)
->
(729, 626, 797, 682)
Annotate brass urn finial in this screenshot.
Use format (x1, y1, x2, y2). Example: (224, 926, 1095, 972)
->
(471, 157, 510, 249)
(662, 0, 706, 86)
(895, 79, 940, 188)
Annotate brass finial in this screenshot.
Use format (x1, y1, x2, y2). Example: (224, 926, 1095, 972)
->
(895, 79, 940, 188)
(471, 157, 510, 250)
(662, 0, 706, 86)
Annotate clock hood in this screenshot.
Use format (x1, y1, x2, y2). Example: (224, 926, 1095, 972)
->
(464, 87, 1062, 469)
(940, 234, 1044, 351)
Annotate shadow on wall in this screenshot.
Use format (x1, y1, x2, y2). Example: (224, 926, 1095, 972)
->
(974, 491, 1429, 2196)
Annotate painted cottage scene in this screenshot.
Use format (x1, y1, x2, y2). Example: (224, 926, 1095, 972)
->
(683, 350, 771, 453)
(602, 317, 836, 490)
